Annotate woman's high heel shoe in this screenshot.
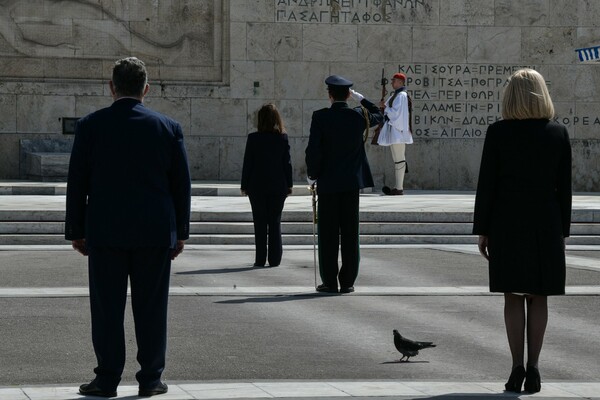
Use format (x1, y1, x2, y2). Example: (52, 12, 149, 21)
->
(524, 366, 541, 393)
(504, 365, 526, 393)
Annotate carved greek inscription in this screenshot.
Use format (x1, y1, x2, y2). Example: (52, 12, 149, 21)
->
(401, 64, 513, 138)
(401, 64, 600, 139)
(275, 0, 428, 24)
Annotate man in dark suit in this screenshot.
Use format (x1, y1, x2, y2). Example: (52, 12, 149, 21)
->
(305, 75, 383, 294)
(65, 57, 191, 398)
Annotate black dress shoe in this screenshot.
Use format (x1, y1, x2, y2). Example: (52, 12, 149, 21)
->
(504, 365, 525, 393)
(139, 382, 168, 397)
(79, 381, 117, 398)
(382, 186, 391, 195)
(316, 284, 338, 293)
(340, 286, 354, 293)
(524, 366, 541, 393)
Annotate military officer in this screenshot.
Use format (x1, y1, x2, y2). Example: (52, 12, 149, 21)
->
(305, 75, 383, 293)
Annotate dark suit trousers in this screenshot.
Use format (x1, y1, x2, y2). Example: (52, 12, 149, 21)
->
(317, 190, 360, 289)
(87, 246, 171, 390)
(249, 194, 287, 266)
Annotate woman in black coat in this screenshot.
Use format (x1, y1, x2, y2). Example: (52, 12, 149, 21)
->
(241, 104, 293, 267)
(473, 69, 572, 394)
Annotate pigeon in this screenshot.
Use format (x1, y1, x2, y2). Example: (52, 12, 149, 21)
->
(393, 329, 436, 362)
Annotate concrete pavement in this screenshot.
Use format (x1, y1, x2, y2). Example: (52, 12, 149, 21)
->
(0, 186, 598, 399)
(3, 380, 600, 399)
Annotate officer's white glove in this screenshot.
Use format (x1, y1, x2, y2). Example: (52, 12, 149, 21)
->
(350, 89, 364, 102)
(307, 176, 317, 185)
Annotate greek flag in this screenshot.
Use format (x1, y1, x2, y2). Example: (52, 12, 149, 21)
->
(575, 46, 600, 62)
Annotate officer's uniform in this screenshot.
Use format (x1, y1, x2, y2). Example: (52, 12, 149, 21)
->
(305, 75, 383, 293)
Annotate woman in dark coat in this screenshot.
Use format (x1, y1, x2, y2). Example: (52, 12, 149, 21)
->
(241, 104, 293, 267)
(473, 69, 572, 394)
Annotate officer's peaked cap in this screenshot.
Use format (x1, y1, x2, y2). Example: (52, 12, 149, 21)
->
(325, 75, 353, 87)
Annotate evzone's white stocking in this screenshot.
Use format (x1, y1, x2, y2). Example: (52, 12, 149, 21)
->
(390, 143, 406, 190)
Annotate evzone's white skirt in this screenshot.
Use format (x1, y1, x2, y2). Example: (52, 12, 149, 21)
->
(377, 122, 413, 146)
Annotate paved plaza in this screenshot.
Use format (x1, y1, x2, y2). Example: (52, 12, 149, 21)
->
(2, 1, 600, 397)
(0, 188, 598, 399)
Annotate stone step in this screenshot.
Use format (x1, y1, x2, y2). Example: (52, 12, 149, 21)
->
(190, 222, 477, 235)
(0, 221, 476, 235)
(2, 221, 600, 236)
(1, 209, 598, 223)
(0, 182, 328, 196)
(199, 222, 600, 235)
(1, 192, 598, 245)
(2, 234, 600, 246)
(0, 211, 476, 223)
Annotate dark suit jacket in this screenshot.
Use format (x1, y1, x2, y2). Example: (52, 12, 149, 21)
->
(305, 98, 383, 194)
(473, 119, 571, 237)
(65, 98, 191, 248)
(241, 131, 293, 196)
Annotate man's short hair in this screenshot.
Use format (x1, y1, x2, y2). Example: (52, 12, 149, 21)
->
(112, 57, 148, 97)
(328, 86, 350, 102)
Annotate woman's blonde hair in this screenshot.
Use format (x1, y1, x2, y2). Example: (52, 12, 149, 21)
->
(502, 68, 554, 120)
(257, 103, 285, 134)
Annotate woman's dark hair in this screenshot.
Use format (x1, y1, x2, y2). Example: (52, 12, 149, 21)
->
(257, 103, 285, 134)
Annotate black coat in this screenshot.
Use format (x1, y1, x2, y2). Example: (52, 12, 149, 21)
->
(473, 119, 572, 295)
(65, 98, 191, 248)
(305, 99, 383, 194)
(241, 131, 293, 196)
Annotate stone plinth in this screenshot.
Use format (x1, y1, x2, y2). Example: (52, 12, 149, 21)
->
(25, 153, 71, 181)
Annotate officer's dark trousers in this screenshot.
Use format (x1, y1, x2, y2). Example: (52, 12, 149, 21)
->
(249, 193, 287, 266)
(87, 246, 171, 391)
(317, 190, 360, 289)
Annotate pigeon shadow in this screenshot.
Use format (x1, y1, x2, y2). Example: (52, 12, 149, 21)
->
(215, 294, 326, 304)
(381, 360, 430, 364)
(175, 265, 256, 275)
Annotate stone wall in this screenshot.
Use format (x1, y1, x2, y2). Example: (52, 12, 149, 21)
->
(0, 0, 599, 190)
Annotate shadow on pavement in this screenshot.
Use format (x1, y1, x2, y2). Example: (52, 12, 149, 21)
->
(175, 266, 256, 274)
(214, 294, 327, 304)
(416, 394, 521, 399)
(380, 360, 431, 364)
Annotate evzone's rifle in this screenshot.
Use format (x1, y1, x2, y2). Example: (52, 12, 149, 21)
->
(371, 68, 388, 145)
